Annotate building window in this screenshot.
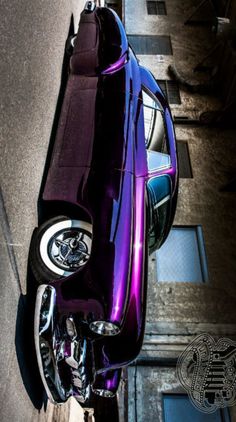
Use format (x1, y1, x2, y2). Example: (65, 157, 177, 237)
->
(162, 394, 230, 422)
(177, 141, 193, 178)
(147, 1, 167, 15)
(156, 226, 209, 283)
(128, 35, 172, 55)
(156, 80, 181, 104)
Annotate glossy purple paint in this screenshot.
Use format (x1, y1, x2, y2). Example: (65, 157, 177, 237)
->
(34, 3, 178, 401)
(93, 368, 121, 395)
(43, 49, 149, 341)
(102, 53, 127, 75)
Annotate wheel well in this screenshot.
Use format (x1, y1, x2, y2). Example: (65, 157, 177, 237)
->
(38, 200, 92, 226)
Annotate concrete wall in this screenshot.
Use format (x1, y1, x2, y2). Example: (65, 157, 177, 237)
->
(121, 0, 236, 420)
(125, 0, 236, 336)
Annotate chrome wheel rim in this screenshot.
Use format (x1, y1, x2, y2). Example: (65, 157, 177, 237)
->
(40, 220, 92, 277)
(49, 229, 90, 271)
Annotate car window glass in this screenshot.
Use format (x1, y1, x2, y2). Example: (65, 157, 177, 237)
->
(147, 175, 171, 252)
(147, 151, 170, 172)
(148, 175, 170, 204)
(142, 89, 168, 154)
(142, 89, 162, 110)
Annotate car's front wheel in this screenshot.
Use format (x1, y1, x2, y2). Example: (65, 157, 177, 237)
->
(30, 216, 92, 284)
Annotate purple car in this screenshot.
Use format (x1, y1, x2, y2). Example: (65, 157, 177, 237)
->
(30, 1, 178, 404)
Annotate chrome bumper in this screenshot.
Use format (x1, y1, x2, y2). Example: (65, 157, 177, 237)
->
(35, 284, 113, 404)
(34, 285, 68, 404)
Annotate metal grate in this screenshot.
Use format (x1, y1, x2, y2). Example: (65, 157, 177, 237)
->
(147, 1, 167, 15)
(156, 80, 181, 104)
(156, 226, 209, 283)
(128, 35, 172, 55)
(177, 141, 193, 178)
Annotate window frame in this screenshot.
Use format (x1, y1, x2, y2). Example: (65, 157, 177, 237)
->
(147, 0, 167, 15)
(127, 35, 173, 55)
(162, 393, 231, 422)
(177, 140, 193, 179)
(156, 79, 181, 105)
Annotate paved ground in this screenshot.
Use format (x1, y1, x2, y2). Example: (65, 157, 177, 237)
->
(0, 1, 86, 421)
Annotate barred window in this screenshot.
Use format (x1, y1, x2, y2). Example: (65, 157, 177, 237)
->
(177, 141, 193, 178)
(156, 80, 181, 104)
(147, 1, 167, 15)
(156, 226, 209, 283)
(128, 35, 172, 55)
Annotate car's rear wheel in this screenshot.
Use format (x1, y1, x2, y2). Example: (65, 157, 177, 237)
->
(30, 216, 92, 284)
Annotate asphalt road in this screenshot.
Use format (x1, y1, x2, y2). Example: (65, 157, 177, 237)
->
(0, 1, 85, 421)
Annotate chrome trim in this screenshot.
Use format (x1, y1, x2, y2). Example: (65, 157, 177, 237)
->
(74, 385, 91, 404)
(34, 285, 68, 404)
(92, 388, 115, 398)
(66, 317, 77, 339)
(65, 341, 79, 370)
(35, 285, 58, 404)
(35, 287, 94, 404)
(84, 1, 96, 12)
(71, 36, 76, 47)
(154, 195, 170, 209)
(70, 339, 92, 403)
(89, 320, 120, 336)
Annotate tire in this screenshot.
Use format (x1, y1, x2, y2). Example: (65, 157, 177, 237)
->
(30, 216, 92, 284)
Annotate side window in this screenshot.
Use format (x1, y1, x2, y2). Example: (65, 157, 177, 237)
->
(147, 175, 171, 253)
(147, 150, 170, 172)
(142, 88, 167, 154)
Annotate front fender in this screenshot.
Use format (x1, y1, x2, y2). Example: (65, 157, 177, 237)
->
(93, 177, 148, 371)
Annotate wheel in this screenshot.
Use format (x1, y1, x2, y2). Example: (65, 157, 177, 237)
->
(30, 216, 92, 284)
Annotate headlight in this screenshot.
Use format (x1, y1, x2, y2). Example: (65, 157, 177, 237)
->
(89, 321, 120, 336)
